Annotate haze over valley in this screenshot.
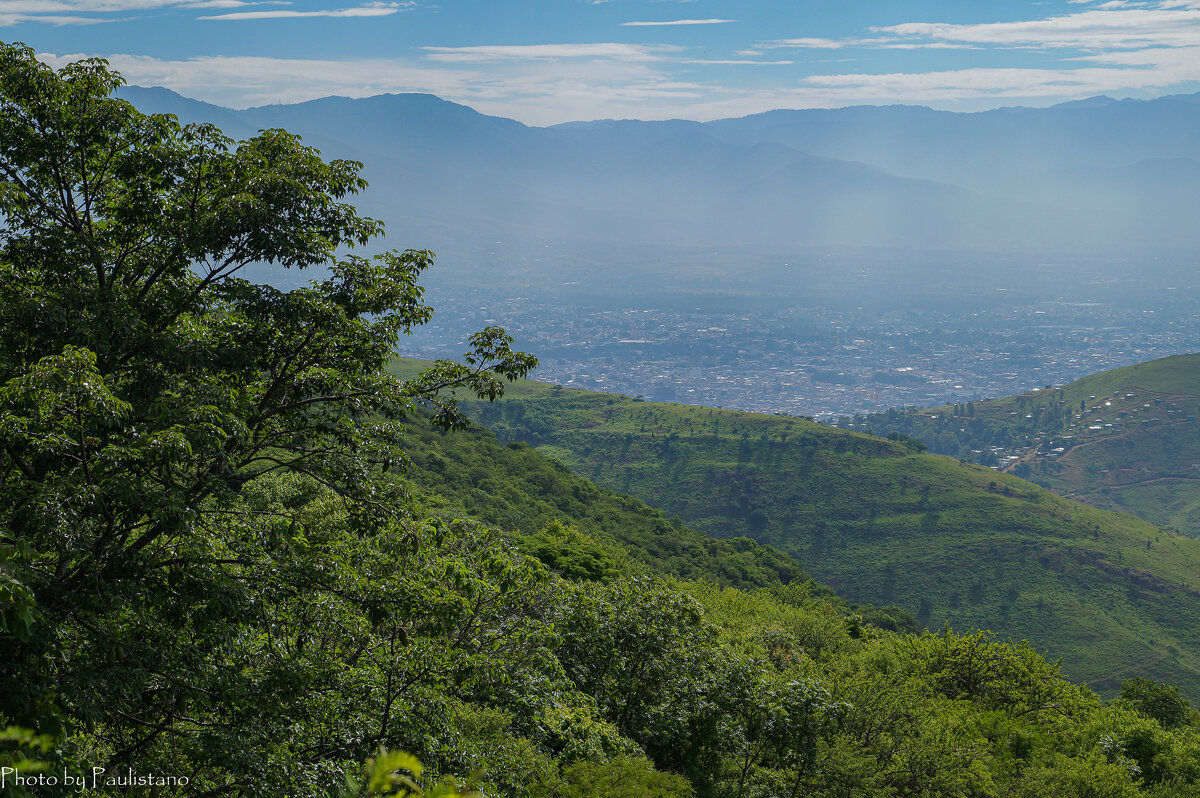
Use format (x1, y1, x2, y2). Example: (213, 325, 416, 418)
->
(401, 250, 1199, 418)
(124, 87, 1200, 419)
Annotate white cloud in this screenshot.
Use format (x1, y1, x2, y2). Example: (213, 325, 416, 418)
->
(681, 59, 793, 65)
(802, 63, 1192, 102)
(37, 51, 470, 105)
(875, 6, 1200, 50)
(763, 36, 976, 51)
(620, 18, 733, 27)
(1074, 43, 1200, 84)
(762, 37, 844, 49)
(748, 0, 1200, 110)
(2, 0, 249, 11)
(189, 0, 281, 8)
(37, 50, 712, 124)
(30, 0, 1200, 123)
(0, 11, 112, 23)
(874, 41, 978, 50)
(1, 0, 404, 24)
(199, 1, 403, 19)
(760, 2, 1200, 54)
(422, 43, 676, 63)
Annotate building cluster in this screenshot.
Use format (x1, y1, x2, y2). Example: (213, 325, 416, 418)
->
(401, 294, 1199, 419)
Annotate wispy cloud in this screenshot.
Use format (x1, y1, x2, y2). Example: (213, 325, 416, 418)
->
(0, 11, 113, 24)
(763, 37, 844, 49)
(621, 18, 733, 27)
(1, 0, 407, 25)
(2, 0, 195, 10)
(32, 41, 1200, 126)
(758, 36, 978, 50)
(875, 6, 1200, 50)
(422, 43, 676, 63)
(38, 50, 710, 123)
(199, 1, 405, 19)
(682, 58, 792, 65)
(761, 2, 1200, 52)
(792, 62, 1200, 108)
(37, 51, 473, 104)
(31, 0, 1200, 122)
(749, 0, 1200, 109)
(190, 0, 281, 8)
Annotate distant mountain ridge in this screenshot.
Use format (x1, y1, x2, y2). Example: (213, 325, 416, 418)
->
(118, 86, 1200, 262)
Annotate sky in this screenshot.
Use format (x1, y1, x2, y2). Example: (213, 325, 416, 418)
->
(6, 0, 1200, 124)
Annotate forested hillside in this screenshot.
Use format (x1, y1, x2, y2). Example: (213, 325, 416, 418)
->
(459, 377, 1200, 698)
(846, 353, 1200, 537)
(5, 44, 1200, 798)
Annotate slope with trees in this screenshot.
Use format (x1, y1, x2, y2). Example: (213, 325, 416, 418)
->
(6, 44, 1200, 797)
(846, 353, 1200, 537)
(460, 379, 1200, 699)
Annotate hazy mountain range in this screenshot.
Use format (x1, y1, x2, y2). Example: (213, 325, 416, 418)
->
(120, 87, 1200, 265)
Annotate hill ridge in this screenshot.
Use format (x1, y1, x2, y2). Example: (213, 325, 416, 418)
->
(435, 367, 1200, 699)
(849, 352, 1200, 537)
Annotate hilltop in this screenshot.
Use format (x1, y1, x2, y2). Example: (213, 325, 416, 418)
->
(849, 353, 1200, 537)
(445, 370, 1200, 698)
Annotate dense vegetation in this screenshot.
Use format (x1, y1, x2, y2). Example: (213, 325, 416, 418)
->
(842, 353, 1200, 537)
(393, 405, 920, 633)
(4, 44, 1200, 797)
(459, 378, 1200, 699)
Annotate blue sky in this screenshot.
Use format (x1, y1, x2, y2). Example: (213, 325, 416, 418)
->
(8, 0, 1200, 123)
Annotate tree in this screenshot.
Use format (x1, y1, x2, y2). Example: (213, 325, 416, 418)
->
(1121, 677, 1192, 730)
(0, 42, 536, 779)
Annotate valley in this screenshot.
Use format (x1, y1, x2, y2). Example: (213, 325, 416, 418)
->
(401, 270, 1200, 419)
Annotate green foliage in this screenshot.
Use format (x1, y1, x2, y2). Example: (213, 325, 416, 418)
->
(520, 520, 624, 582)
(1121, 677, 1193, 729)
(0, 726, 53, 796)
(0, 46, 537, 794)
(340, 750, 477, 798)
(5, 44, 1200, 798)
(456, 376, 1200, 699)
(904, 628, 1088, 717)
(394, 415, 807, 590)
(854, 353, 1200, 538)
(553, 757, 694, 797)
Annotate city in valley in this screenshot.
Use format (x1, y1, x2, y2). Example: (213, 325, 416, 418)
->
(403, 277, 1199, 421)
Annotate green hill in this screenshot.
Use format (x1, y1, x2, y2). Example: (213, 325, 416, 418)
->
(392, 416, 1200, 797)
(443, 372, 1200, 699)
(846, 353, 1200, 537)
(394, 414, 921, 633)
(401, 421, 805, 589)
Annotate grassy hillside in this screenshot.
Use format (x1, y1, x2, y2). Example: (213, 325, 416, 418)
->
(440, 372, 1200, 699)
(847, 353, 1200, 537)
(395, 412, 922, 632)
(400, 421, 803, 589)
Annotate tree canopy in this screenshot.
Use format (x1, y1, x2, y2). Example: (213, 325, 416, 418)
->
(3, 43, 1200, 798)
(0, 41, 535, 775)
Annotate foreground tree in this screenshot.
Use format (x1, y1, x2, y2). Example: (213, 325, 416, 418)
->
(0, 41, 536, 787)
